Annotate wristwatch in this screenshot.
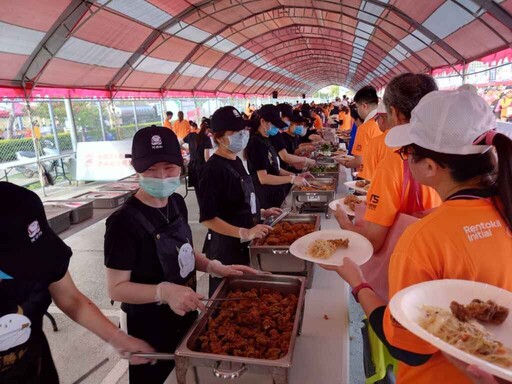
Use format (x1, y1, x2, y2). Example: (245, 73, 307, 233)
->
(351, 282, 373, 303)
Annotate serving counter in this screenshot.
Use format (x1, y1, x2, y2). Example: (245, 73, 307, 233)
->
(165, 168, 353, 384)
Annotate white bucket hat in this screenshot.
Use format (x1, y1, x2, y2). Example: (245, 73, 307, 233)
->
(385, 90, 496, 155)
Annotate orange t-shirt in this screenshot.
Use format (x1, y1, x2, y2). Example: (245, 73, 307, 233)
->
(313, 115, 323, 129)
(338, 111, 352, 131)
(383, 198, 512, 384)
(172, 119, 191, 140)
(163, 118, 173, 130)
(364, 152, 441, 227)
(351, 118, 381, 157)
(358, 130, 395, 181)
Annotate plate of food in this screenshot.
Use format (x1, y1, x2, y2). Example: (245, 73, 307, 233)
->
(389, 279, 512, 381)
(333, 154, 355, 161)
(329, 194, 367, 216)
(289, 229, 373, 266)
(344, 180, 371, 194)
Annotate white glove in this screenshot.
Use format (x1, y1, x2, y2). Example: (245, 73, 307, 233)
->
(207, 260, 261, 278)
(291, 175, 309, 186)
(108, 329, 155, 365)
(239, 224, 272, 243)
(155, 282, 205, 316)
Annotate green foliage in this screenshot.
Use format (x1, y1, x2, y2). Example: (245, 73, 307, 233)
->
(0, 133, 72, 163)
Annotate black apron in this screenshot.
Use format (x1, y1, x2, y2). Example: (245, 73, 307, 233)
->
(123, 199, 198, 384)
(206, 163, 260, 296)
(250, 135, 287, 209)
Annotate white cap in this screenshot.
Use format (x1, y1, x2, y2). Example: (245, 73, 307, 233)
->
(385, 90, 496, 155)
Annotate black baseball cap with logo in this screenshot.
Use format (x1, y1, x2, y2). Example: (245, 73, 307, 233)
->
(291, 110, 308, 123)
(0, 182, 72, 281)
(258, 104, 288, 129)
(130, 125, 183, 173)
(277, 103, 294, 120)
(211, 106, 247, 133)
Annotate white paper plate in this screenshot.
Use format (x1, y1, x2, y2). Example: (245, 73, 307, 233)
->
(344, 180, 370, 194)
(289, 229, 373, 266)
(329, 196, 367, 216)
(333, 154, 355, 161)
(389, 279, 512, 381)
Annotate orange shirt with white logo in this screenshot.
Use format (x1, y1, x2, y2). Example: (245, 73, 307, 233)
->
(163, 118, 173, 130)
(172, 119, 191, 140)
(358, 130, 395, 181)
(383, 198, 512, 384)
(351, 118, 381, 157)
(364, 153, 441, 227)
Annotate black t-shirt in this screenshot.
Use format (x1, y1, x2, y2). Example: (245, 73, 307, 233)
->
(0, 257, 69, 378)
(198, 154, 253, 228)
(183, 133, 213, 165)
(104, 194, 189, 285)
(269, 133, 286, 153)
(246, 134, 280, 182)
(282, 132, 300, 155)
(300, 127, 318, 143)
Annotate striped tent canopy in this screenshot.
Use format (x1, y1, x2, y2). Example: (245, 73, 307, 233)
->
(1, 0, 512, 98)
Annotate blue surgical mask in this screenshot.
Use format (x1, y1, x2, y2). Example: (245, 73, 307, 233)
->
(225, 130, 249, 153)
(294, 125, 304, 136)
(267, 124, 280, 136)
(139, 175, 181, 198)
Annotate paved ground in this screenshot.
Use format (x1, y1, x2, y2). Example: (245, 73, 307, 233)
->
(37, 179, 365, 384)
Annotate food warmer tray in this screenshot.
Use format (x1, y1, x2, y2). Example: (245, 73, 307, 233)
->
(120, 174, 139, 183)
(45, 200, 94, 224)
(308, 163, 339, 184)
(291, 177, 336, 218)
(248, 213, 320, 289)
(174, 274, 306, 384)
(98, 182, 139, 196)
(43, 203, 73, 234)
(72, 190, 131, 209)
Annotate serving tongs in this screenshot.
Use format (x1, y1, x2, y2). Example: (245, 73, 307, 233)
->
(126, 352, 175, 361)
(264, 208, 291, 227)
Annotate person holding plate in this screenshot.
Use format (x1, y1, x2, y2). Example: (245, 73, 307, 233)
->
(322, 90, 512, 384)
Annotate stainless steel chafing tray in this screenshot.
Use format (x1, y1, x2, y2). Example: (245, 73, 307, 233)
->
(308, 163, 340, 184)
(45, 200, 94, 224)
(248, 214, 320, 289)
(174, 274, 306, 384)
(98, 182, 140, 196)
(73, 190, 131, 209)
(291, 178, 336, 218)
(43, 203, 73, 234)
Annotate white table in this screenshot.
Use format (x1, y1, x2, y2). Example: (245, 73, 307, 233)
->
(165, 168, 352, 384)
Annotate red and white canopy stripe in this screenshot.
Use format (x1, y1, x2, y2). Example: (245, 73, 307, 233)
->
(1, 0, 511, 98)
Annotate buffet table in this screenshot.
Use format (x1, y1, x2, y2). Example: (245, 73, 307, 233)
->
(165, 168, 352, 384)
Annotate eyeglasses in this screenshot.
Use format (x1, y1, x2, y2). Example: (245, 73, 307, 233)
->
(396, 147, 415, 161)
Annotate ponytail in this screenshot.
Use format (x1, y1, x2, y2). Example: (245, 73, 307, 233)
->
(247, 110, 262, 134)
(492, 133, 512, 229)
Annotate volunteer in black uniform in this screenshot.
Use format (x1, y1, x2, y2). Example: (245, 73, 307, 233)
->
(104, 126, 256, 384)
(282, 110, 310, 158)
(245, 104, 310, 209)
(0, 182, 152, 384)
(183, 118, 213, 191)
(272, 103, 316, 172)
(299, 105, 323, 144)
(198, 106, 278, 296)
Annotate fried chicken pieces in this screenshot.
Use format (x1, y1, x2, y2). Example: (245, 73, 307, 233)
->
(198, 288, 299, 360)
(450, 299, 509, 325)
(343, 194, 363, 211)
(256, 221, 315, 246)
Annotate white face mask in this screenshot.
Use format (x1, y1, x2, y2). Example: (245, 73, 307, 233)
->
(223, 130, 250, 153)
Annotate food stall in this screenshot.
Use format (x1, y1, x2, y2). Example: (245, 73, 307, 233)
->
(165, 165, 354, 384)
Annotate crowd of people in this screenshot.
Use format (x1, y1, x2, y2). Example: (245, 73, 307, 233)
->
(1, 72, 511, 384)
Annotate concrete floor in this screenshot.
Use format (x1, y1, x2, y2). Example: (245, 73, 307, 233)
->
(37, 179, 366, 384)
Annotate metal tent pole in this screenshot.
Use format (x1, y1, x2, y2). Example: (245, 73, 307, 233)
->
(132, 100, 139, 130)
(64, 98, 78, 152)
(25, 99, 46, 195)
(97, 101, 107, 141)
(47, 101, 61, 154)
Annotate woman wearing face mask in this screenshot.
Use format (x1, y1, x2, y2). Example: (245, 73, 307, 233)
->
(245, 104, 310, 209)
(183, 118, 213, 197)
(198, 107, 277, 295)
(104, 126, 255, 384)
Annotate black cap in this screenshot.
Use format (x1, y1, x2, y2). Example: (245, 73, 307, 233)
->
(0, 182, 72, 280)
(131, 125, 183, 173)
(277, 103, 294, 119)
(201, 116, 211, 128)
(211, 106, 246, 133)
(291, 110, 308, 123)
(258, 104, 288, 129)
